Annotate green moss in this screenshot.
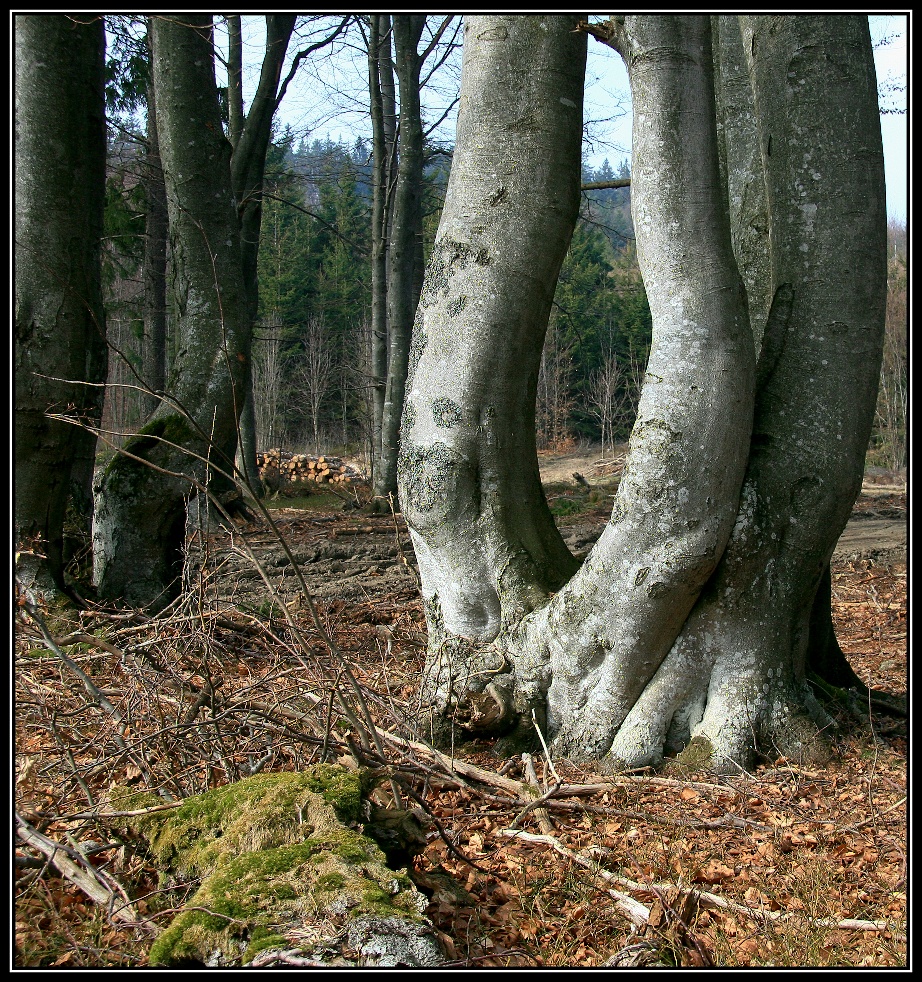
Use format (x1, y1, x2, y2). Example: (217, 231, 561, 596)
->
(315, 872, 347, 892)
(334, 840, 375, 864)
(301, 764, 372, 825)
(667, 735, 714, 774)
(137, 413, 195, 448)
(242, 926, 290, 964)
(136, 772, 348, 876)
(136, 768, 430, 967)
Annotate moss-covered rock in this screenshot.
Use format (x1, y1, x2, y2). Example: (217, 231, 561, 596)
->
(120, 769, 443, 968)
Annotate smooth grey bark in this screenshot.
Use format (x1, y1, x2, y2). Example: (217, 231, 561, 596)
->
(607, 15, 887, 771)
(15, 14, 107, 600)
(374, 15, 426, 505)
(398, 15, 588, 721)
(93, 15, 248, 610)
(230, 15, 296, 494)
(520, 16, 754, 758)
(711, 15, 772, 350)
(712, 15, 854, 697)
(401, 15, 885, 772)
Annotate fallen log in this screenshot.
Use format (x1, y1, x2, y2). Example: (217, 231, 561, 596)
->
(255, 449, 366, 492)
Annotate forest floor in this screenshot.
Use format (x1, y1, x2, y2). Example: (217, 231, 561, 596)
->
(14, 451, 907, 968)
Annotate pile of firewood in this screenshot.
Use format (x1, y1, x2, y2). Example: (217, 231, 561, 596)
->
(256, 449, 365, 491)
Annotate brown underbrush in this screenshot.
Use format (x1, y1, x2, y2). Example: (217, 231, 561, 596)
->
(14, 497, 906, 968)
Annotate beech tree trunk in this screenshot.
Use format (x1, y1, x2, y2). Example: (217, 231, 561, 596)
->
(367, 14, 392, 486)
(92, 15, 249, 610)
(374, 15, 426, 506)
(399, 14, 886, 772)
(15, 14, 107, 600)
(230, 15, 296, 495)
(610, 14, 887, 770)
(142, 29, 168, 418)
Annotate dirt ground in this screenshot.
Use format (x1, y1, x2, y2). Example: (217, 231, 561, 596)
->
(205, 449, 906, 612)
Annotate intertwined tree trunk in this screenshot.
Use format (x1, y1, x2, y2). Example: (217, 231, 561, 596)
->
(15, 14, 107, 601)
(399, 14, 886, 772)
(92, 15, 248, 610)
(611, 14, 887, 770)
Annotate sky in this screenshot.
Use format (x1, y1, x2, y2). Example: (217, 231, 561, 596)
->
(228, 14, 908, 221)
(580, 14, 908, 221)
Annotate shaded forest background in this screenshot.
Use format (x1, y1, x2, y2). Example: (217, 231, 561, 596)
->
(99, 20, 906, 476)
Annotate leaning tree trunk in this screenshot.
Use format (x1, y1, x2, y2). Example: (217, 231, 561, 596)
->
(399, 15, 587, 683)
(400, 15, 884, 772)
(607, 15, 887, 771)
(92, 15, 249, 610)
(374, 14, 426, 507)
(15, 14, 107, 601)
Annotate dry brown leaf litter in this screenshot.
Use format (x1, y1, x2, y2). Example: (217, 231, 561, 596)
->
(15, 491, 906, 968)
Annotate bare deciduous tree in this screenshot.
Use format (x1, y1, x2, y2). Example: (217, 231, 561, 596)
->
(871, 219, 907, 471)
(290, 315, 333, 453)
(250, 317, 286, 452)
(15, 14, 107, 600)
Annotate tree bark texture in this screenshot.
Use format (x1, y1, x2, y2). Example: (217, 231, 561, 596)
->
(15, 14, 107, 599)
(612, 14, 887, 770)
(609, 15, 886, 771)
(528, 16, 756, 760)
(400, 15, 886, 772)
(374, 15, 426, 504)
(142, 29, 168, 417)
(92, 15, 249, 610)
(231, 15, 296, 495)
(226, 15, 244, 149)
(398, 14, 588, 715)
(711, 15, 772, 351)
(367, 14, 392, 487)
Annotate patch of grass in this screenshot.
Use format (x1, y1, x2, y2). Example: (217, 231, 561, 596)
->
(264, 492, 344, 511)
(548, 495, 584, 517)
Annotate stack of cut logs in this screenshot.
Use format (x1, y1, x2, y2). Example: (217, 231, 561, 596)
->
(256, 449, 365, 491)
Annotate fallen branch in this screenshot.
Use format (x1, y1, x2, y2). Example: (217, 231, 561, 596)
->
(499, 828, 650, 928)
(510, 754, 555, 834)
(500, 829, 901, 936)
(20, 604, 164, 796)
(16, 813, 152, 933)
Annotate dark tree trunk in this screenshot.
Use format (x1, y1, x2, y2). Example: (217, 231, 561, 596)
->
(374, 14, 426, 506)
(15, 14, 108, 600)
(92, 14, 249, 610)
(230, 15, 296, 495)
(367, 14, 391, 487)
(142, 27, 168, 417)
(226, 14, 244, 149)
